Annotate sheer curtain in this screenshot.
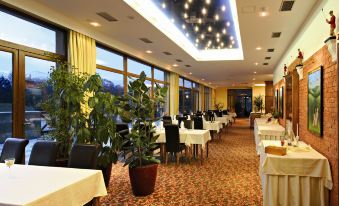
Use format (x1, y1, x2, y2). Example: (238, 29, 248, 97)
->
(169, 73, 179, 115)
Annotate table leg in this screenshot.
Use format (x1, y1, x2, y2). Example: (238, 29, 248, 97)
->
(206, 142, 209, 158)
(92, 197, 100, 206)
(160, 143, 165, 163)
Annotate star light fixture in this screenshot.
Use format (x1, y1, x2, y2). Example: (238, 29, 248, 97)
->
(123, 0, 243, 61)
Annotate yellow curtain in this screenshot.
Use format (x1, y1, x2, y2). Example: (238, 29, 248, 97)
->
(211, 88, 216, 110)
(200, 85, 205, 111)
(169, 73, 179, 115)
(68, 30, 96, 75)
(68, 30, 96, 115)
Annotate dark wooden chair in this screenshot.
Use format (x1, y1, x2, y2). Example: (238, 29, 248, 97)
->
(28, 141, 58, 166)
(164, 125, 188, 164)
(68, 144, 99, 169)
(0, 138, 29, 164)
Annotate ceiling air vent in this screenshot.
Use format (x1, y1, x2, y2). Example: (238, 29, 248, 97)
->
(163, 51, 172, 55)
(139, 38, 153, 44)
(176, 59, 183, 62)
(265, 57, 271, 60)
(272, 32, 281, 38)
(263, 63, 269, 66)
(267, 48, 275, 52)
(280, 0, 295, 12)
(185, 65, 191, 67)
(96, 12, 118, 22)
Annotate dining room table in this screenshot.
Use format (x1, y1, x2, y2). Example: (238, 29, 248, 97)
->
(259, 140, 332, 206)
(203, 120, 223, 140)
(155, 128, 211, 164)
(254, 120, 285, 154)
(0, 164, 107, 206)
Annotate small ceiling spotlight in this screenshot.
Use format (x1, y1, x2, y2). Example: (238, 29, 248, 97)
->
(202, 7, 207, 15)
(259, 7, 269, 17)
(221, 5, 226, 12)
(161, 2, 166, 9)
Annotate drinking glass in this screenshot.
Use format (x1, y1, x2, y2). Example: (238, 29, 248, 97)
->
(5, 158, 15, 177)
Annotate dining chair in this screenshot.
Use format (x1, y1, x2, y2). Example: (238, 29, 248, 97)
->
(68, 144, 99, 169)
(177, 116, 188, 128)
(0, 138, 29, 164)
(194, 116, 203, 130)
(28, 141, 59, 166)
(222, 110, 228, 115)
(162, 116, 172, 126)
(164, 125, 188, 164)
(184, 120, 193, 129)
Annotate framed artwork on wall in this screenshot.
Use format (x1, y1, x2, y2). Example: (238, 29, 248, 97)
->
(307, 66, 323, 137)
(279, 86, 284, 118)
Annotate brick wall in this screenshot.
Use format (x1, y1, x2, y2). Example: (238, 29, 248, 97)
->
(299, 45, 338, 205)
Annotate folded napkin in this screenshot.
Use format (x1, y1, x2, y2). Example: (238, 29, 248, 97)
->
(180, 121, 185, 129)
(159, 121, 164, 130)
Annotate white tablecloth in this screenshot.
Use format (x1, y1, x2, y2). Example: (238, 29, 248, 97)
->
(155, 129, 211, 148)
(254, 123, 285, 154)
(259, 140, 332, 206)
(0, 164, 107, 206)
(215, 116, 229, 125)
(229, 112, 237, 118)
(203, 121, 222, 132)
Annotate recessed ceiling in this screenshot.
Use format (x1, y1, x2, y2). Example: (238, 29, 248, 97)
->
(11, 0, 320, 87)
(123, 0, 244, 61)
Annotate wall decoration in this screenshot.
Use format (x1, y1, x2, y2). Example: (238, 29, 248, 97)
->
(307, 66, 323, 136)
(279, 86, 284, 118)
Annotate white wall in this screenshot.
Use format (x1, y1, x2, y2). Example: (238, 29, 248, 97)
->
(274, 0, 339, 84)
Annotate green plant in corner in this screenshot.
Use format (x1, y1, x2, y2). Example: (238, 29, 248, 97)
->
(253, 95, 265, 113)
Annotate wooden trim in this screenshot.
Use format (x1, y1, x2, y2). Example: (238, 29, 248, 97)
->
(96, 64, 124, 75)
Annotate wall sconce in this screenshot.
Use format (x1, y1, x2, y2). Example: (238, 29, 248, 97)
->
(325, 38, 337, 63)
(295, 65, 303, 80)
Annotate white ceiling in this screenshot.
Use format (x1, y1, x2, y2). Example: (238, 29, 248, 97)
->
(28, 0, 318, 87)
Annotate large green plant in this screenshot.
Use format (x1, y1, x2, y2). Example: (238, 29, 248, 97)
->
(42, 57, 121, 167)
(119, 72, 167, 168)
(84, 75, 122, 167)
(42, 58, 88, 158)
(253, 95, 265, 113)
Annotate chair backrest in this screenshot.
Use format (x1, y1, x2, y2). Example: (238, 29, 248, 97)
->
(28, 141, 59, 166)
(177, 116, 188, 128)
(193, 117, 203, 130)
(68, 144, 98, 169)
(184, 120, 192, 129)
(162, 116, 172, 126)
(164, 125, 181, 153)
(0, 138, 29, 164)
(116, 123, 129, 133)
(222, 110, 228, 115)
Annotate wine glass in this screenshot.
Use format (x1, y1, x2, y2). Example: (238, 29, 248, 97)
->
(5, 158, 15, 177)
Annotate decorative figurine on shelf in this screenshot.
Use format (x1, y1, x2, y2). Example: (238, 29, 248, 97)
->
(297, 49, 303, 66)
(283, 64, 288, 76)
(326, 10, 336, 37)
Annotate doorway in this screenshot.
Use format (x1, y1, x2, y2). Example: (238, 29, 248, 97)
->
(227, 89, 252, 117)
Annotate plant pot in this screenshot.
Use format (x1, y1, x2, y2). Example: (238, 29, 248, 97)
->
(100, 164, 113, 187)
(128, 164, 158, 196)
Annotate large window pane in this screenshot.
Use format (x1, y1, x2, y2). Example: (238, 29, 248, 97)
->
(127, 59, 151, 77)
(96, 69, 124, 96)
(184, 89, 192, 113)
(179, 78, 184, 87)
(0, 10, 59, 53)
(154, 83, 169, 118)
(96, 47, 123, 70)
(154, 68, 165, 81)
(184, 80, 192, 88)
(179, 87, 184, 114)
(0, 51, 13, 148)
(25, 57, 54, 141)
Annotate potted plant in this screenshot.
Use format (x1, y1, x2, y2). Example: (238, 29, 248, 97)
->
(42, 57, 89, 163)
(253, 95, 265, 114)
(42, 57, 122, 186)
(119, 72, 167, 196)
(82, 74, 122, 187)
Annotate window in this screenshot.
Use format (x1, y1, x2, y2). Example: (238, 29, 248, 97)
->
(154, 68, 165, 81)
(127, 58, 152, 77)
(179, 77, 199, 114)
(96, 69, 124, 96)
(0, 51, 13, 142)
(0, 9, 66, 55)
(205, 87, 211, 110)
(96, 47, 123, 70)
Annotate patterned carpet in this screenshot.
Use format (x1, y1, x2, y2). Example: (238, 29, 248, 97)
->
(102, 118, 263, 206)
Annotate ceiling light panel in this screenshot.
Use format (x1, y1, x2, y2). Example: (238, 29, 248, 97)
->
(124, 0, 243, 61)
